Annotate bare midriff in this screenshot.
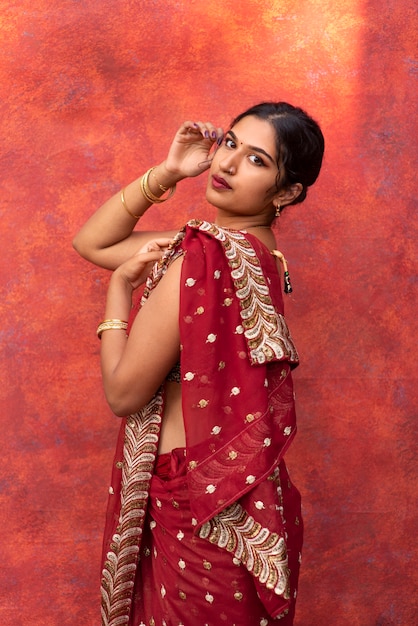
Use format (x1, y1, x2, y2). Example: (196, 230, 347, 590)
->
(158, 381, 185, 454)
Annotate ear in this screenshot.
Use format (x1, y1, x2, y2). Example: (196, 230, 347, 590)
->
(273, 183, 303, 208)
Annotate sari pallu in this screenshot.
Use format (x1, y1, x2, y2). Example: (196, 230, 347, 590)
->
(100, 221, 302, 625)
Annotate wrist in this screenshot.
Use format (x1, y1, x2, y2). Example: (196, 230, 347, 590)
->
(110, 268, 134, 295)
(155, 161, 186, 186)
(104, 271, 133, 319)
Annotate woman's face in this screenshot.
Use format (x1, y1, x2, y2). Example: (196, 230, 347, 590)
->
(206, 115, 281, 221)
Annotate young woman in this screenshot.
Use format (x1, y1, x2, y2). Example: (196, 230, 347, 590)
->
(74, 102, 324, 626)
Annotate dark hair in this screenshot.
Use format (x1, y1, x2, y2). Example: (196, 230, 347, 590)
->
(231, 102, 324, 205)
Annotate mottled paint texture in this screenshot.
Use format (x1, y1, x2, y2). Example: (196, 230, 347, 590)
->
(0, 1, 416, 624)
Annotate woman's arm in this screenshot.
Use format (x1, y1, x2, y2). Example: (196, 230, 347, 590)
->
(73, 162, 181, 270)
(99, 243, 182, 416)
(73, 121, 223, 270)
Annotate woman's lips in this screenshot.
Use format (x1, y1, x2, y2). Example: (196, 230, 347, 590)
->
(212, 175, 231, 190)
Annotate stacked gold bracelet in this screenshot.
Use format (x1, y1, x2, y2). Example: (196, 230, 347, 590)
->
(120, 167, 176, 219)
(97, 319, 128, 339)
(140, 167, 176, 204)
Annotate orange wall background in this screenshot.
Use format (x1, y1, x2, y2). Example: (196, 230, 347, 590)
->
(1, 1, 416, 624)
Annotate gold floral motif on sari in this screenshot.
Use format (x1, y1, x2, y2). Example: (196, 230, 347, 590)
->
(190, 220, 299, 365)
(199, 500, 290, 599)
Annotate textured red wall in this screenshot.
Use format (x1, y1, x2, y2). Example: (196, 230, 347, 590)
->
(1, 1, 416, 624)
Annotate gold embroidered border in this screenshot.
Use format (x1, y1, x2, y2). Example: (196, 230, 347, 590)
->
(199, 501, 290, 599)
(141, 228, 186, 304)
(100, 394, 163, 626)
(190, 220, 299, 365)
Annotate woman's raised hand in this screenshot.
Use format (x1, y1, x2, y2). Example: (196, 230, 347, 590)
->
(163, 121, 224, 179)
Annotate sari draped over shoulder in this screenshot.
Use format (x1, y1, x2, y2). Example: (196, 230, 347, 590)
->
(100, 221, 302, 626)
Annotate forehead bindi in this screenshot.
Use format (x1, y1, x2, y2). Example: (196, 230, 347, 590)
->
(230, 117, 277, 162)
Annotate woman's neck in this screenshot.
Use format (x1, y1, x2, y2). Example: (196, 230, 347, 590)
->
(214, 217, 273, 231)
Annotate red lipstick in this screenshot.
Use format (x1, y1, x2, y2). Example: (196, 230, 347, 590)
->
(212, 175, 231, 190)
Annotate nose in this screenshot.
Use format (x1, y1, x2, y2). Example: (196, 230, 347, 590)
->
(219, 153, 238, 175)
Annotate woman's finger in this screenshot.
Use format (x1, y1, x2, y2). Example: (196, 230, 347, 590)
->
(179, 120, 223, 144)
(138, 238, 174, 254)
(133, 249, 165, 263)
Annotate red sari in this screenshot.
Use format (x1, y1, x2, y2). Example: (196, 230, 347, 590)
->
(100, 221, 302, 626)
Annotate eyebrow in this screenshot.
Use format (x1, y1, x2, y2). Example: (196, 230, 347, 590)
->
(227, 129, 275, 164)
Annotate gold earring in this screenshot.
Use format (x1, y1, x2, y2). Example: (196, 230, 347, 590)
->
(275, 204, 281, 217)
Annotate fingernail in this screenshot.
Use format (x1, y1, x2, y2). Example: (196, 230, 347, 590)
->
(211, 131, 217, 139)
(204, 130, 209, 138)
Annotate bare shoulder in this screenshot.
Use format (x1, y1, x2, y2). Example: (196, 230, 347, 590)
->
(145, 251, 184, 301)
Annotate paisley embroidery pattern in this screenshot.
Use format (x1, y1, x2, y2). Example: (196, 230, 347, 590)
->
(199, 501, 290, 599)
(190, 220, 299, 365)
(100, 385, 163, 625)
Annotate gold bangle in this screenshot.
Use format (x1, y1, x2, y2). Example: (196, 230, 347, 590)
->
(121, 188, 141, 219)
(151, 168, 169, 192)
(140, 167, 176, 204)
(97, 319, 128, 339)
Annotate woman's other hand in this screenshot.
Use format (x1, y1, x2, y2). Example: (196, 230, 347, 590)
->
(114, 238, 173, 291)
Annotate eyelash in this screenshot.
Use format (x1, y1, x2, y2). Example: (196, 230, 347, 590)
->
(223, 136, 266, 167)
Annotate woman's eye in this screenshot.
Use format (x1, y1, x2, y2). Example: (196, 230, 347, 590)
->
(249, 155, 265, 167)
(225, 137, 236, 149)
